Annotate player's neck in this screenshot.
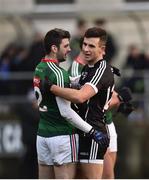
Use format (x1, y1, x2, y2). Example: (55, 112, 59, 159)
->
(45, 55, 58, 60)
(44, 55, 59, 64)
(88, 56, 103, 66)
(45, 54, 56, 59)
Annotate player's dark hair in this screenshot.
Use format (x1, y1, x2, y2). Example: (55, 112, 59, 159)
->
(84, 27, 107, 46)
(44, 28, 70, 54)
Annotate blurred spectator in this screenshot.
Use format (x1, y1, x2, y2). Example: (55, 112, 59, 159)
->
(27, 32, 45, 71)
(10, 46, 29, 72)
(0, 43, 18, 95)
(93, 18, 117, 64)
(10, 46, 32, 95)
(69, 18, 87, 60)
(124, 44, 145, 70)
(122, 44, 145, 93)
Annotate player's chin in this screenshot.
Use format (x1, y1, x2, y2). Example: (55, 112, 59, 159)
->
(84, 55, 91, 61)
(85, 57, 91, 62)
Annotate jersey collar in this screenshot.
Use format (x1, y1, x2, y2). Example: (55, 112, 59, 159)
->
(41, 58, 58, 64)
(88, 59, 105, 68)
(75, 56, 86, 65)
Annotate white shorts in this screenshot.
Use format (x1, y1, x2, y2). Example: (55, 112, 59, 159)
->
(37, 134, 79, 165)
(107, 122, 117, 152)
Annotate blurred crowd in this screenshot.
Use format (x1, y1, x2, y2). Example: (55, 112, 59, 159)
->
(1, 18, 149, 97)
(0, 32, 45, 178)
(0, 17, 149, 178)
(0, 32, 45, 96)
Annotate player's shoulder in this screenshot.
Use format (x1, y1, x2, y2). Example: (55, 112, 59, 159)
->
(72, 60, 78, 66)
(34, 62, 45, 74)
(45, 62, 66, 74)
(100, 60, 113, 73)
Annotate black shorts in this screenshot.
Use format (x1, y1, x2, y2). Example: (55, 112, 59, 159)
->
(78, 134, 107, 164)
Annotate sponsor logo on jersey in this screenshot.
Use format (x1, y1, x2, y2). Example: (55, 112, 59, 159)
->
(81, 71, 88, 80)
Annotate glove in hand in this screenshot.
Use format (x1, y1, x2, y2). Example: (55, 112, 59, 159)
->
(118, 87, 132, 102)
(70, 75, 81, 89)
(117, 102, 134, 116)
(89, 128, 109, 148)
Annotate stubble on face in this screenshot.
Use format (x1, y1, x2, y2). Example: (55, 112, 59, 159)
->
(57, 38, 70, 62)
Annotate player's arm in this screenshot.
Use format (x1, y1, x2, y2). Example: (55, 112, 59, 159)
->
(56, 96, 109, 147)
(109, 87, 132, 108)
(109, 90, 121, 108)
(51, 83, 96, 104)
(56, 96, 92, 133)
(109, 87, 134, 116)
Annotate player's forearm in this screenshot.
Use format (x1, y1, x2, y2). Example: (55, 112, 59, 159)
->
(56, 97, 92, 133)
(51, 85, 83, 103)
(109, 91, 120, 108)
(62, 107, 92, 133)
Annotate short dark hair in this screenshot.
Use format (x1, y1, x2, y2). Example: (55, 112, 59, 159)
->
(44, 28, 70, 54)
(84, 27, 107, 45)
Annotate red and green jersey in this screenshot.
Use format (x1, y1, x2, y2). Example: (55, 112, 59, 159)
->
(33, 59, 76, 137)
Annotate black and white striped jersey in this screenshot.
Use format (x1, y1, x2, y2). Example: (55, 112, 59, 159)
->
(78, 59, 114, 133)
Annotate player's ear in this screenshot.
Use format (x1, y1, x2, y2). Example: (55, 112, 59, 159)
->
(51, 45, 58, 53)
(101, 45, 106, 55)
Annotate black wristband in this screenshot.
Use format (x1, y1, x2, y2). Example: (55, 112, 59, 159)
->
(88, 128, 95, 135)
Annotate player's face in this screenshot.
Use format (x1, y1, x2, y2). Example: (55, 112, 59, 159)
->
(57, 38, 71, 62)
(82, 37, 105, 64)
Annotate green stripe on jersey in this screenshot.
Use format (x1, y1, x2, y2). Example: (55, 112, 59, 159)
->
(105, 111, 113, 124)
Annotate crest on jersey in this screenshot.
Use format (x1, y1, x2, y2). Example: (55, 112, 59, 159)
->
(33, 76, 40, 87)
(81, 71, 88, 80)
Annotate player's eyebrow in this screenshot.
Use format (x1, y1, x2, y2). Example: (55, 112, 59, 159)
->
(83, 41, 96, 48)
(64, 43, 69, 48)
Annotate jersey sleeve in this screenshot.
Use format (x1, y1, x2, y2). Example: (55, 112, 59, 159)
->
(85, 60, 107, 93)
(56, 96, 92, 133)
(69, 61, 84, 77)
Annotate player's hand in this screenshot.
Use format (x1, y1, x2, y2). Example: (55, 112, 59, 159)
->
(118, 87, 132, 102)
(88, 128, 109, 148)
(69, 75, 81, 89)
(70, 82, 81, 89)
(117, 102, 134, 116)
